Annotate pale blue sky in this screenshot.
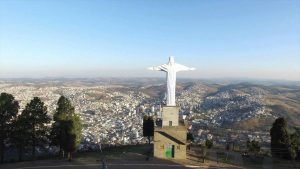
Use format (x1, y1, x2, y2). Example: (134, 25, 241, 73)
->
(0, 0, 299, 80)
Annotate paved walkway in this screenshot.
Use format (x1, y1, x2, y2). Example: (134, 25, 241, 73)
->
(1, 161, 207, 169)
(0, 159, 243, 169)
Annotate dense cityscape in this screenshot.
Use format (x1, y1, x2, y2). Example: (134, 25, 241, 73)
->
(1, 79, 298, 152)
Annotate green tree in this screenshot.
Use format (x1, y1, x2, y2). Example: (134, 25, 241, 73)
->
(20, 97, 50, 160)
(270, 117, 291, 159)
(205, 139, 213, 149)
(50, 96, 75, 157)
(290, 127, 300, 160)
(187, 132, 194, 142)
(10, 115, 28, 161)
(0, 93, 19, 163)
(61, 115, 82, 161)
(49, 121, 61, 155)
(288, 147, 297, 161)
(247, 140, 261, 155)
(142, 115, 154, 144)
(50, 96, 82, 161)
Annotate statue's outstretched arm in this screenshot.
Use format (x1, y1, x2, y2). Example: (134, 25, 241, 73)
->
(148, 64, 168, 72)
(175, 63, 195, 71)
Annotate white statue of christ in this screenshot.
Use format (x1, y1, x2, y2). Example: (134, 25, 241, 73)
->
(148, 56, 195, 106)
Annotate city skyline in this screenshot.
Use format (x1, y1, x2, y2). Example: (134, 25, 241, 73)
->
(0, 0, 299, 81)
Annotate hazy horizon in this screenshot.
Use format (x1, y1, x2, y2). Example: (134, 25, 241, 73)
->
(1, 0, 299, 81)
(1, 75, 300, 84)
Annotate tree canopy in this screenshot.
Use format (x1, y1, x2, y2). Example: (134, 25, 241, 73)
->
(50, 96, 82, 161)
(143, 115, 154, 144)
(187, 132, 194, 142)
(0, 92, 19, 163)
(19, 97, 50, 160)
(247, 140, 260, 155)
(10, 115, 28, 161)
(205, 139, 213, 149)
(291, 127, 300, 160)
(270, 117, 291, 159)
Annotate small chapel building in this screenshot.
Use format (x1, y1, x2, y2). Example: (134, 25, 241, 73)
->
(153, 106, 187, 159)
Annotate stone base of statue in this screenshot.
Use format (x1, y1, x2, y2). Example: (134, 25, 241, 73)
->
(153, 105, 187, 159)
(161, 106, 179, 126)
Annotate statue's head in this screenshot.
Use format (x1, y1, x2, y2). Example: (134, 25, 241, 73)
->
(169, 56, 175, 65)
